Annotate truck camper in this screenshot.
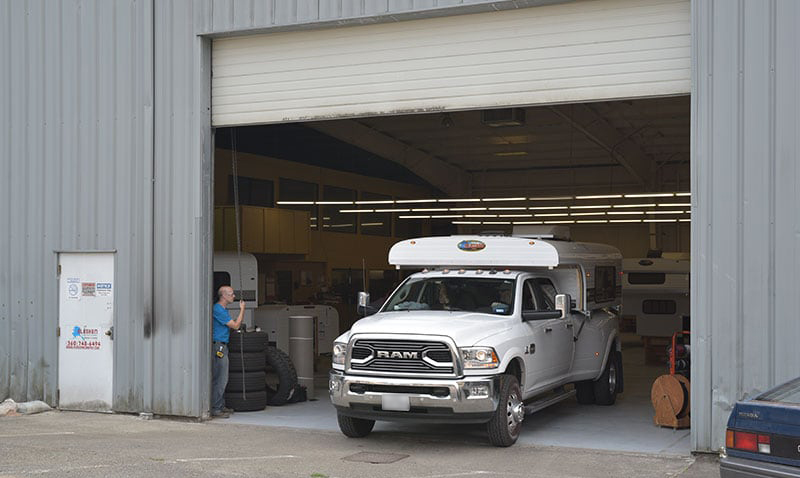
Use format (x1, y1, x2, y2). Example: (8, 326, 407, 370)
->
(329, 227, 624, 446)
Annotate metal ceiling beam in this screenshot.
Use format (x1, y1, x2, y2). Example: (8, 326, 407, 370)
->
(306, 120, 471, 197)
(548, 104, 653, 188)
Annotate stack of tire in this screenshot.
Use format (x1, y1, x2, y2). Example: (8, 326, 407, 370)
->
(225, 330, 300, 411)
(225, 331, 268, 411)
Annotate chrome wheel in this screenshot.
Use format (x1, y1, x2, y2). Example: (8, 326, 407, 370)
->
(506, 391, 524, 433)
(607, 359, 617, 395)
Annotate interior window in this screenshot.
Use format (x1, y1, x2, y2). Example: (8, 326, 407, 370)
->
(522, 281, 537, 310)
(534, 278, 557, 311)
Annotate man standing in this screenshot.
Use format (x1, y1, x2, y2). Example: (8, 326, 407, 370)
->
(212, 285, 245, 418)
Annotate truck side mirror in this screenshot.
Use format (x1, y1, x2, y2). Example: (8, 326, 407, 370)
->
(357, 291, 377, 317)
(555, 293, 571, 319)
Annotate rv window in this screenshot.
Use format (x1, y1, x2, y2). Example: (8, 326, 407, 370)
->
(642, 299, 677, 315)
(213, 272, 231, 301)
(594, 266, 617, 303)
(628, 272, 666, 285)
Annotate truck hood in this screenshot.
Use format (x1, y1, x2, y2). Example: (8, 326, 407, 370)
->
(347, 311, 514, 346)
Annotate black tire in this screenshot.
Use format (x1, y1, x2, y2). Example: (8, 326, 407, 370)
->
(226, 371, 267, 393)
(224, 390, 267, 412)
(228, 331, 268, 353)
(264, 346, 299, 406)
(593, 349, 619, 406)
(337, 413, 375, 438)
(575, 380, 595, 405)
(228, 352, 266, 372)
(487, 375, 524, 447)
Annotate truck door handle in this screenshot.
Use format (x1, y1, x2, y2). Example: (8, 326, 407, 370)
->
(565, 323, 573, 329)
(544, 327, 552, 333)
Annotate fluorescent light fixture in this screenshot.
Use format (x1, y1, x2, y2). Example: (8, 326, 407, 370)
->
(623, 193, 674, 198)
(483, 221, 512, 224)
(323, 217, 331, 220)
(488, 207, 526, 211)
(450, 207, 487, 211)
(676, 192, 691, 197)
(498, 214, 533, 218)
(535, 213, 569, 217)
(644, 219, 677, 223)
(431, 215, 463, 219)
(329, 224, 354, 228)
(528, 196, 574, 201)
(360, 222, 384, 226)
(575, 194, 622, 200)
(339, 209, 373, 213)
(441, 198, 481, 202)
(452, 221, 481, 225)
(398, 215, 430, 219)
(376, 208, 409, 213)
(529, 206, 569, 210)
(577, 220, 608, 224)
(465, 214, 497, 218)
(396, 199, 437, 204)
(679, 218, 691, 222)
(355, 200, 395, 205)
(482, 197, 527, 202)
(612, 203, 656, 208)
(610, 219, 642, 223)
(544, 220, 575, 224)
(277, 201, 314, 205)
(317, 201, 354, 205)
(493, 151, 528, 157)
(608, 211, 644, 215)
(646, 210, 684, 214)
(513, 221, 543, 225)
(570, 205, 611, 209)
(411, 208, 447, 212)
(658, 203, 691, 207)
(571, 212, 606, 216)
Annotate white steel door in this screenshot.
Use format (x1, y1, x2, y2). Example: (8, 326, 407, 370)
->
(57, 252, 115, 411)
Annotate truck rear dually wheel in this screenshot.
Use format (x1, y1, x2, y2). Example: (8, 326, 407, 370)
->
(593, 349, 618, 406)
(337, 413, 375, 438)
(487, 374, 524, 447)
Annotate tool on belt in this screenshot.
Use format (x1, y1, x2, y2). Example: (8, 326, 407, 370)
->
(215, 343, 225, 358)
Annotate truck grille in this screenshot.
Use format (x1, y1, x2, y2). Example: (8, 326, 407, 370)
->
(350, 339, 455, 375)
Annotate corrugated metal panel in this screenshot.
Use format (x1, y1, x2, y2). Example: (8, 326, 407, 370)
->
(0, 0, 154, 410)
(151, 0, 214, 417)
(210, 0, 691, 126)
(692, 0, 800, 452)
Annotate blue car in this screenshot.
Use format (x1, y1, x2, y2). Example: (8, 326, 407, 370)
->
(721, 376, 800, 477)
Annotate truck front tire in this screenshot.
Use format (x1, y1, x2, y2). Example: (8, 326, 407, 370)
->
(337, 413, 375, 438)
(487, 375, 524, 447)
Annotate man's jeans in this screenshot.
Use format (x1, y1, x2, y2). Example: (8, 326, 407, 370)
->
(211, 342, 229, 412)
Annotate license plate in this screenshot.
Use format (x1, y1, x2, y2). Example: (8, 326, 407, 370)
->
(381, 394, 410, 412)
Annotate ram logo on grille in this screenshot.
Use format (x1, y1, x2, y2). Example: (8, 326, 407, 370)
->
(376, 350, 419, 359)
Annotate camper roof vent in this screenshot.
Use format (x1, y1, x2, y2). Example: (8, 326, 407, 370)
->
(512, 225, 570, 241)
(481, 108, 526, 127)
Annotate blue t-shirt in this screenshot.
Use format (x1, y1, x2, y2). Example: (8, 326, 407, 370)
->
(212, 303, 232, 343)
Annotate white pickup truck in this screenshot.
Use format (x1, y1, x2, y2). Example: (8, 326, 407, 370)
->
(329, 228, 624, 446)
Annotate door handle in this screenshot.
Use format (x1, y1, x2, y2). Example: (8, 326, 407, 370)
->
(565, 323, 573, 328)
(545, 327, 552, 333)
(105, 327, 114, 340)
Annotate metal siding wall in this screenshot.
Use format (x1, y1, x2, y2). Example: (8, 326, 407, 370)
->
(152, 0, 213, 417)
(692, 0, 800, 452)
(0, 0, 153, 410)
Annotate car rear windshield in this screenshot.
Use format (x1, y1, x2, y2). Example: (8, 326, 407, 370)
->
(756, 377, 800, 404)
(383, 277, 516, 316)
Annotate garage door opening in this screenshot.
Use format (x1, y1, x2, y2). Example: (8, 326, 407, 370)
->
(210, 95, 691, 453)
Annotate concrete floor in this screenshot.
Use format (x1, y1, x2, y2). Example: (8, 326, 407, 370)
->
(226, 334, 691, 454)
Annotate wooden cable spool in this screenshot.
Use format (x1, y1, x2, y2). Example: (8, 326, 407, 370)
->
(651, 374, 690, 429)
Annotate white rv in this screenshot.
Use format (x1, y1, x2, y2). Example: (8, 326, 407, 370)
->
(622, 257, 690, 337)
(213, 252, 258, 328)
(329, 227, 623, 447)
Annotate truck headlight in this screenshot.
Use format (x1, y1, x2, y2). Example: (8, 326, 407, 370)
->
(460, 347, 499, 369)
(332, 342, 347, 366)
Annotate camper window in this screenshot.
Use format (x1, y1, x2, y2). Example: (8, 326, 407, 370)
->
(594, 266, 617, 303)
(628, 272, 666, 285)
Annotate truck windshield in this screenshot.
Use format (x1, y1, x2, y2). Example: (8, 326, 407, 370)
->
(382, 277, 516, 315)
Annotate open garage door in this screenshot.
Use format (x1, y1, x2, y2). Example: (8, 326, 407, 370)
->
(211, 0, 690, 127)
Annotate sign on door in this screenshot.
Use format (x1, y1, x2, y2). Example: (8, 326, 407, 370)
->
(58, 252, 114, 411)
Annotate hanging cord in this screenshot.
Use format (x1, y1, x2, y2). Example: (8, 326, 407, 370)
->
(231, 129, 247, 400)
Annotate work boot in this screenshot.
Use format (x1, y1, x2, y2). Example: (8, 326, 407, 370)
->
(211, 409, 230, 419)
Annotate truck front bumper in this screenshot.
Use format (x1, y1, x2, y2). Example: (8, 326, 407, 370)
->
(329, 369, 500, 423)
